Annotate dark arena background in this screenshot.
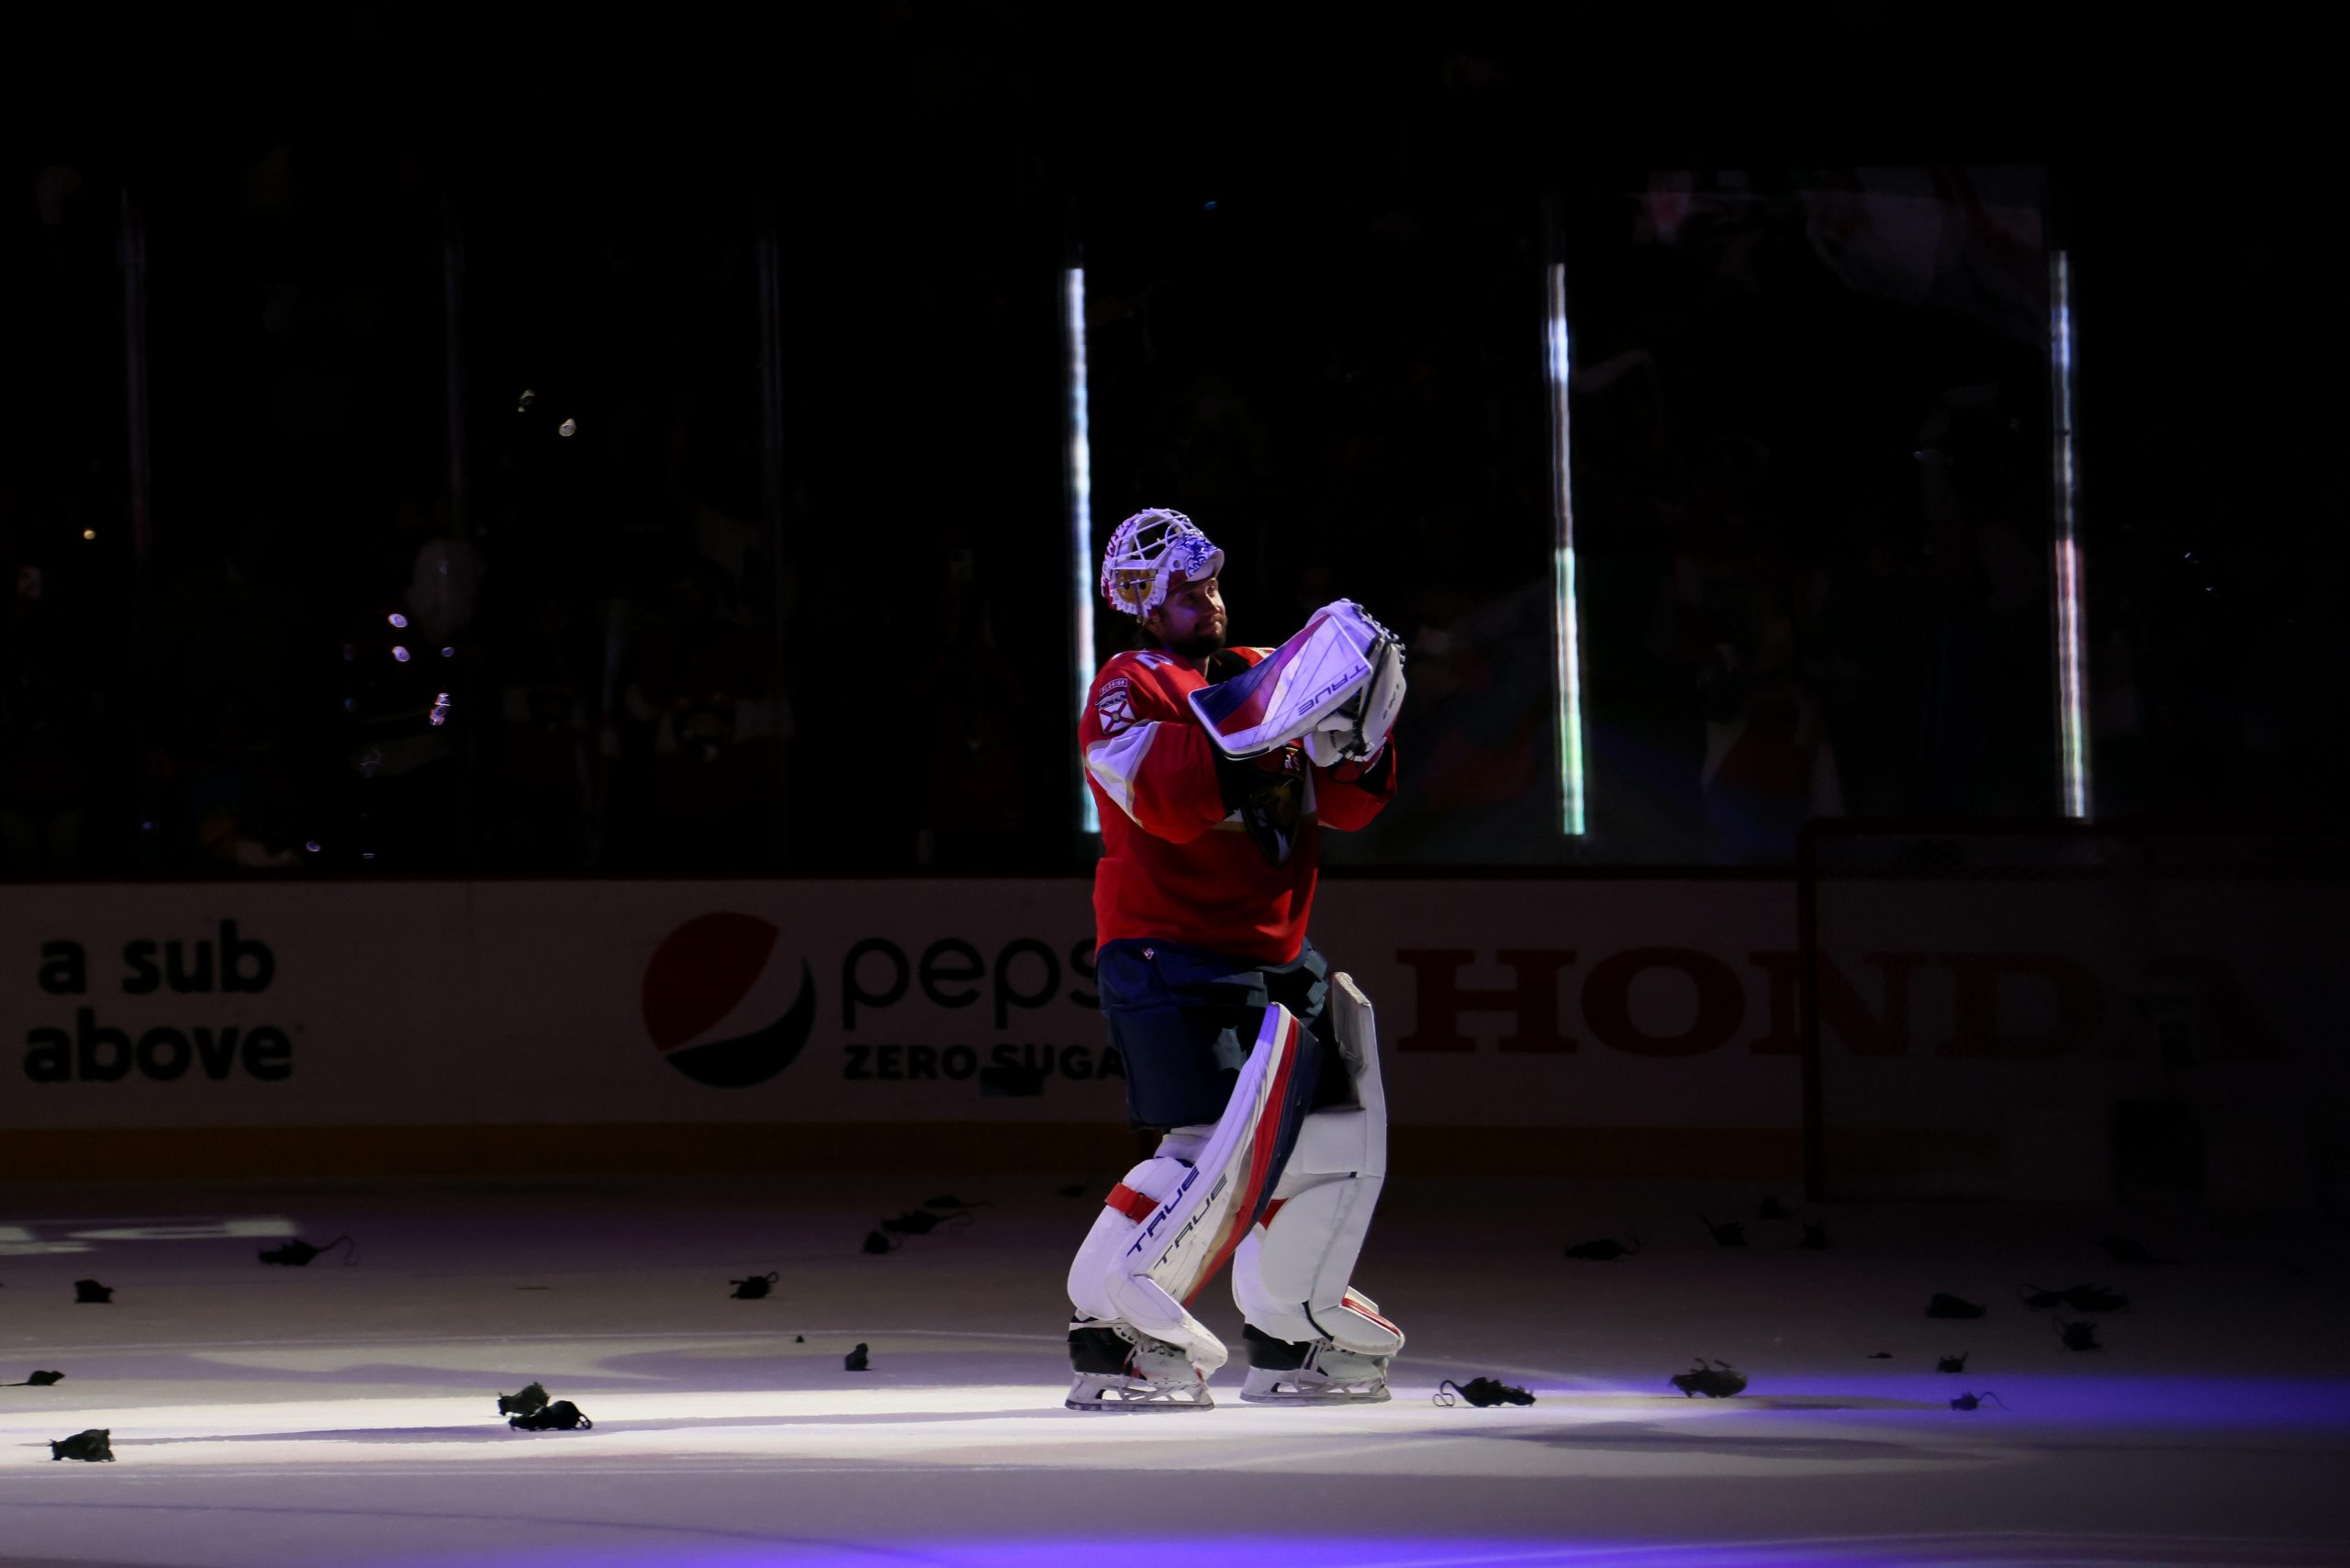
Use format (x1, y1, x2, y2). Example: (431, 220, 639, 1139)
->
(2, 6, 2343, 1566)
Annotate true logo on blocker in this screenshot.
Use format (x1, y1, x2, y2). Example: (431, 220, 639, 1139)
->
(642, 913, 815, 1088)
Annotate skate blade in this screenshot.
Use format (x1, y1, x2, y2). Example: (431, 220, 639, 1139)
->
(1065, 1391, 1216, 1412)
(1238, 1384, 1391, 1406)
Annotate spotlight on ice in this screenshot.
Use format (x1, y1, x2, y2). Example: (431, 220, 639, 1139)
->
(389, 613, 408, 628)
(392, 646, 411, 663)
(559, 418, 577, 437)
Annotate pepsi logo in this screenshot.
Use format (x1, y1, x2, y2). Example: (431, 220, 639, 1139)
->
(642, 913, 816, 1088)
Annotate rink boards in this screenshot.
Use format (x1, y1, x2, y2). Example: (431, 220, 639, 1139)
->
(0, 875, 2325, 1182)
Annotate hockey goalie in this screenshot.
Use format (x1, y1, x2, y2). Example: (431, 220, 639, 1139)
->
(1067, 507, 1407, 1411)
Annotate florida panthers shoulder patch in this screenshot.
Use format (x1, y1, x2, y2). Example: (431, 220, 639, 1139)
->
(1095, 676, 1138, 736)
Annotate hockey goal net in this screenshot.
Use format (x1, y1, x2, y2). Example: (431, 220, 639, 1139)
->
(1798, 820, 2347, 1205)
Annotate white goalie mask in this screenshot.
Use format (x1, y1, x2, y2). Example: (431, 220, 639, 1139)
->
(1101, 508, 1224, 621)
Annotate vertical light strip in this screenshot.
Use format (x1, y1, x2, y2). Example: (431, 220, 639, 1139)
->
(1545, 261, 1588, 837)
(1066, 265, 1101, 834)
(2049, 249, 2092, 819)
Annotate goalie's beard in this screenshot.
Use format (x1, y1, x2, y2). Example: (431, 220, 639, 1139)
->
(1140, 624, 1228, 661)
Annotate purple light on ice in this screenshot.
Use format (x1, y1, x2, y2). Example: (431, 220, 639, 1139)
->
(392, 645, 411, 663)
(413, 1529, 2349, 1568)
(388, 612, 408, 628)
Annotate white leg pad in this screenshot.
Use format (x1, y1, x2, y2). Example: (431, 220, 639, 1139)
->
(1232, 972, 1403, 1356)
(1068, 1004, 1305, 1374)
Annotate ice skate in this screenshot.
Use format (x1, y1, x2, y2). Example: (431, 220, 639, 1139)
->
(1238, 1324, 1393, 1405)
(1065, 1320, 1214, 1412)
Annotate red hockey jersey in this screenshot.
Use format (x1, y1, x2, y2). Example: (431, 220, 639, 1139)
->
(1081, 645, 1395, 964)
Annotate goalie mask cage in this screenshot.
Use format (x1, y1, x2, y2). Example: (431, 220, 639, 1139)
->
(1797, 820, 2347, 1207)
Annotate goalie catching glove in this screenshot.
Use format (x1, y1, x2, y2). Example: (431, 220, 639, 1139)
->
(1304, 623, 1403, 767)
(1187, 599, 1404, 763)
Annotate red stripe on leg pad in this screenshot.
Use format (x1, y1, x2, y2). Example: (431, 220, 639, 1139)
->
(1186, 1010, 1301, 1304)
(1105, 1183, 1159, 1224)
(1259, 1197, 1287, 1228)
(1341, 1289, 1402, 1338)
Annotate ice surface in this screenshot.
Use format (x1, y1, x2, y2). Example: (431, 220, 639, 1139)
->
(2, 1174, 2346, 1567)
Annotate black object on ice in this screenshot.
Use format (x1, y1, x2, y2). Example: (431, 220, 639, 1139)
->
(730, 1271, 779, 1300)
(2055, 1318, 2103, 1351)
(8, 1370, 65, 1386)
(2100, 1235, 2177, 1265)
(1936, 1352, 1969, 1372)
(1671, 1359, 1748, 1398)
(845, 1343, 870, 1372)
(1700, 1215, 1747, 1248)
(1435, 1377, 1534, 1406)
(73, 1279, 112, 1304)
(1563, 1234, 1641, 1260)
(795, 1335, 805, 1343)
(1757, 1195, 1789, 1220)
(2018, 1283, 2065, 1309)
(50, 1428, 113, 1462)
(1950, 1391, 2007, 1411)
(259, 1236, 354, 1267)
(1927, 1292, 1986, 1319)
(1799, 1223, 1830, 1251)
(497, 1382, 550, 1417)
(509, 1399, 592, 1430)
(1866, 1351, 1894, 1359)
(862, 1230, 900, 1255)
